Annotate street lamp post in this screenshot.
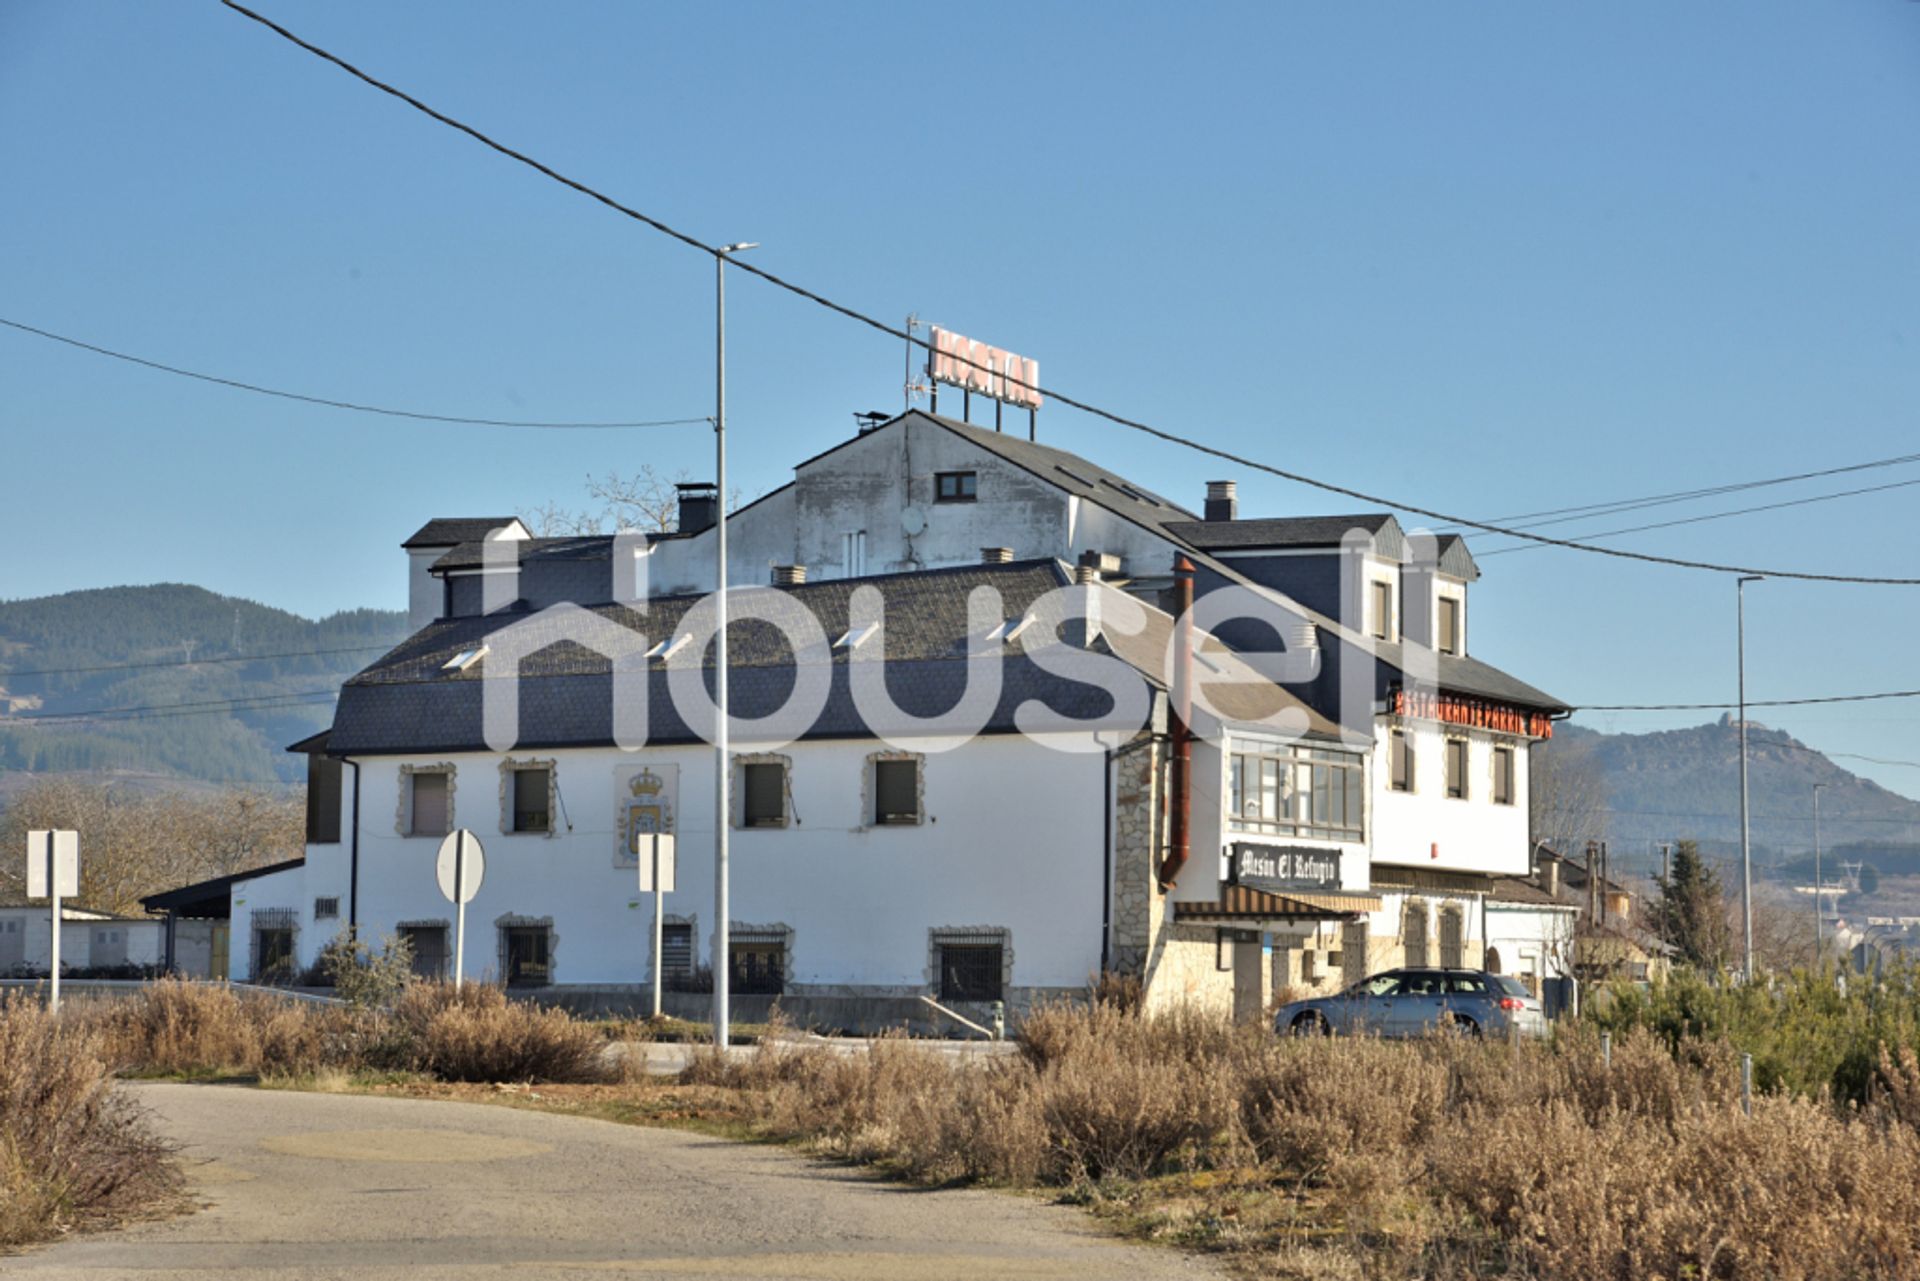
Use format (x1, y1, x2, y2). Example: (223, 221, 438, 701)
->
(1737, 575, 1764, 983)
(713, 241, 757, 1050)
(1813, 782, 1826, 964)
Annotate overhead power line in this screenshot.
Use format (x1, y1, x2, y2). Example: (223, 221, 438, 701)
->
(0, 317, 709, 431)
(0, 643, 392, 680)
(215, 1, 1920, 587)
(12, 688, 339, 724)
(1477, 476, 1920, 558)
(1581, 688, 1920, 712)
(1484, 450, 1920, 530)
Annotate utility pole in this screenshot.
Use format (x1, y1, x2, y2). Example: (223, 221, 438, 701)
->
(1737, 575, 1763, 983)
(1659, 842, 1673, 950)
(1812, 783, 1826, 963)
(712, 241, 757, 1051)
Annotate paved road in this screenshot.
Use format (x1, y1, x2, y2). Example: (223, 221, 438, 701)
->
(13, 1083, 1222, 1281)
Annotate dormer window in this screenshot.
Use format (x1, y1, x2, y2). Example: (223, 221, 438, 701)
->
(833, 622, 878, 652)
(1370, 580, 1395, 642)
(1438, 596, 1462, 656)
(935, 471, 977, 503)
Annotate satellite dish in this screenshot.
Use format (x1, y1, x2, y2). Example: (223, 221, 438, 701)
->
(901, 506, 926, 536)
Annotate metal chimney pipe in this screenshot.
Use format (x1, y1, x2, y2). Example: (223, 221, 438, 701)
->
(1160, 555, 1196, 891)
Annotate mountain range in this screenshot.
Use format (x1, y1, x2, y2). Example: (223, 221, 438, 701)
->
(0, 585, 407, 788)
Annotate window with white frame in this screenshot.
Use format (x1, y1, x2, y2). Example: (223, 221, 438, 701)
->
(841, 530, 868, 578)
(1492, 745, 1515, 806)
(1228, 738, 1365, 843)
(1444, 738, 1469, 800)
(1438, 595, 1463, 656)
(1389, 729, 1414, 793)
(1369, 579, 1394, 641)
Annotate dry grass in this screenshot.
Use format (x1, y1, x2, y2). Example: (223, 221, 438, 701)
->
(0, 995, 182, 1252)
(75, 978, 619, 1085)
(671, 1004, 1920, 1280)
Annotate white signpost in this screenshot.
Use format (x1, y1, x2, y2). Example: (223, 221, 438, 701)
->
(435, 829, 486, 990)
(636, 833, 676, 1019)
(27, 830, 79, 1012)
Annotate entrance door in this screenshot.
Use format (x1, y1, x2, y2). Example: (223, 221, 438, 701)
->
(210, 924, 230, 981)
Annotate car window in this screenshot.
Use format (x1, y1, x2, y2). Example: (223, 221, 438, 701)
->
(1446, 974, 1490, 995)
(1359, 974, 1402, 997)
(1492, 975, 1531, 998)
(1400, 971, 1443, 996)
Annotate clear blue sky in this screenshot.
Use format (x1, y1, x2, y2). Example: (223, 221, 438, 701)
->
(3, 2, 1918, 805)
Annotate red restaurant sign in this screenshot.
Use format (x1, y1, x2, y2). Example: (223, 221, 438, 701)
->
(929, 327, 1042, 411)
(1393, 687, 1555, 739)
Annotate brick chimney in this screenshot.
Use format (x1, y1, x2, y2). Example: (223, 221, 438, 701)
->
(1204, 480, 1237, 522)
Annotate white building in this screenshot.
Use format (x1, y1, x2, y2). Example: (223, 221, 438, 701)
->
(0, 903, 165, 975)
(148, 410, 1570, 1025)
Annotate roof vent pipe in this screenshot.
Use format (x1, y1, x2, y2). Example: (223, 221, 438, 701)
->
(1204, 480, 1238, 523)
(1074, 564, 1098, 585)
(981, 547, 1014, 564)
(772, 564, 807, 586)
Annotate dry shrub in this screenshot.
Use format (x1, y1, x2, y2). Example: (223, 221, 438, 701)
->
(1239, 1037, 1447, 1177)
(87, 976, 258, 1075)
(387, 983, 614, 1084)
(1875, 1043, 1920, 1131)
(0, 995, 181, 1250)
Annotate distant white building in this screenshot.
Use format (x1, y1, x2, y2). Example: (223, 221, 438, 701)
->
(148, 411, 1570, 1026)
(0, 903, 164, 975)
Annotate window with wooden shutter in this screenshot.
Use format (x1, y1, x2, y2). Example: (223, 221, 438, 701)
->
(874, 759, 920, 824)
(512, 767, 551, 833)
(1370, 580, 1393, 641)
(1492, 746, 1515, 806)
(1390, 730, 1414, 793)
(1438, 596, 1462, 655)
(306, 753, 342, 844)
(743, 762, 786, 827)
(1444, 739, 1469, 800)
(411, 772, 450, 836)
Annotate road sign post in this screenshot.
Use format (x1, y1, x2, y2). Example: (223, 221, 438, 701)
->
(435, 830, 486, 990)
(637, 833, 676, 1020)
(27, 830, 79, 1013)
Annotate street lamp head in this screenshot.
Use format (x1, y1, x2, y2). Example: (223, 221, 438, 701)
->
(720, 242, 759, 255)
(1738, 575, 1765, 586)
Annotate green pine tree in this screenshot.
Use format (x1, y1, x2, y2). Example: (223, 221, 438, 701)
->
(1655, 840, 1733, 973)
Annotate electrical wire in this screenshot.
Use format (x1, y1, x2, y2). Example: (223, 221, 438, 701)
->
(0, 643, 393, 679)
(1476, 476, 1920, 557)
(1581, 688, 1920, 712)
(215, 0, 1920, 587)
(1481, 450, 1920, 530)
(13, 689, 339, 724)
(0, 317, 710, 431)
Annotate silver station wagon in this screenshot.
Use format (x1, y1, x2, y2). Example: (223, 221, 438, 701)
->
(1273, 968, 1547, 1039)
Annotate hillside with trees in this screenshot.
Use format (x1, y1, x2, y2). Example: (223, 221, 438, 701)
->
(0, 584, 405, 786)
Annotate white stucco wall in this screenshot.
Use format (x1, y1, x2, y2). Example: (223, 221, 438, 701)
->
(1484, 903, 1577, 990)
(1370, 719, 1530, 876)
(261, 733, 1111, 990)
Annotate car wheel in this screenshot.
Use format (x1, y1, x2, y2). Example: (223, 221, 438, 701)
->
(1441, 1014, 1481, 1039)
(1290, 1011, 1331, 1037)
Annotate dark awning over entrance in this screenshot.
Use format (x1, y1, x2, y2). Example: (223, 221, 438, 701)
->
(141, 858, 306, 920)
(1174, 885, 1381, 923)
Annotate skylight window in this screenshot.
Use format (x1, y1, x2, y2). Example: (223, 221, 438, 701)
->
(646, 634, 692, 661)
(833, 621, 879, 652)
(990, 615, 1036, 644)
(442, 646, 489, 672)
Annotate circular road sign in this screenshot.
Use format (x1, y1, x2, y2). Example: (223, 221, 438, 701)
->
(435, 829, 487, 905)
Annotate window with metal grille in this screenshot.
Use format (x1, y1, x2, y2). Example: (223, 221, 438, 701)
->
(729, 939, 785, 995)
(1439, 905, 1465, 969)
(743, 762, 785, 827)
(313, 897, 339, 921)
(501, 925, 551, 987)
(410, 771, 450, 836)
(1492, 746, 1515, 806)
(252, 908, 297, 982)
(939, 943, 1004, 1002)
(1444, 739, 1469, 800)
(512, 767, 551, 833)
(1340, 921, 1368, 986)
(306, 752, 342, 844)
(1228, 739, 1365, 842)
(934, 471, 977, 503)
(874, 759, 920, 824)
(1390, 730, 1414, 793)
(660, 923, 693, 978)
(399, 924, 448, 979)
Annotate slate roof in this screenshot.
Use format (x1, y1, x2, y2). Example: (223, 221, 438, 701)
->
(1164, 513, 1401, 552)
(1435, 534, 1481, 582)
(430, 535, 621, 572)
(1487, 876, 1576, 909)
(324, 560, 1337, 755)
(142, 859, 307, 915)
(1373, 643, 1570, 714)
(402, 518, 524, 549)
(920, 415, 1200, 534)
